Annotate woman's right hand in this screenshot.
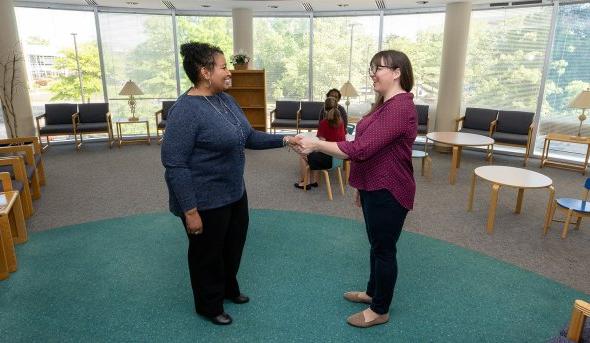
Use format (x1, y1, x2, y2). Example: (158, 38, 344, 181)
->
(185, 209, 203, 235)
(354, 190, 361, 208)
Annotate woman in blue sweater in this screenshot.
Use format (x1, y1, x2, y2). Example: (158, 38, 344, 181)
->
(161, 42, 298, 325)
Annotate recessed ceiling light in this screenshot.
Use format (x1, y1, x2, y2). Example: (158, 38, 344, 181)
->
(201, 4, 211, 7)
(126, 1, 139, 5)
(267, 5, 278, 8)
(416, 0, 429, 4)
(337, 3, 349, 7)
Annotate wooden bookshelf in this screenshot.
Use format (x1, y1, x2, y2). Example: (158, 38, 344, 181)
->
(226, 70, 267, 131)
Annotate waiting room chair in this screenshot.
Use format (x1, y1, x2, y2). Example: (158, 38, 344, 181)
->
(455, 107, 498, 137)
(0, 136, 46, 186)
(303, 157, 345, 201)
(270, 101, 300, 133)
(36, 103, 78, 151)
(0, 145, 41, 201)
(155, 101, 175, 144)
(490, 110, 535, 166)
(0, 157, 33, 218)
(74, 103, 114, 151)
(298, 102, 324, 132)
(416, 104, 429, 136)
(545, 178, 590, 239)
(547, 299, 590, 343)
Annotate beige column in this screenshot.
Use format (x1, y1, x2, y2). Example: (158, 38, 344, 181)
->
(232, 8, 254, 69)
(434, 2, 472, 134)
(0, 0, 35, 137)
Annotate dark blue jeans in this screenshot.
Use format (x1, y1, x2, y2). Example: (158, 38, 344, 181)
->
(359, 189, 408, 315)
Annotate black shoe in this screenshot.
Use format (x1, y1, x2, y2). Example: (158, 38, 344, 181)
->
(228, 294, 250, 304)
(209, 313, 233, 325)
(294, 182, 318, 190)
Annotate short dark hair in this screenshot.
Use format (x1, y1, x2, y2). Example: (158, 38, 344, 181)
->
(180, 42, 224, 85)
(370, 50, 414, 92)
(326, 88, 341, 101)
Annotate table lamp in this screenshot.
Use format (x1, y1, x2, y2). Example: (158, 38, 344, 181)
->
(119, 80, 143, 122)
(340, 81, 358, 113)
(570, 88, 590, 136)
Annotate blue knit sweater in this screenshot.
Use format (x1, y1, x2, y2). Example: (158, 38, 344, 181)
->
(161, 92, 284, 215)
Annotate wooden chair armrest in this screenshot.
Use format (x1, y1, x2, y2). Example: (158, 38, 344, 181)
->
(455, 115, 465, 131)
(155, 109, 162, 123)
(0, 136, 41, 154)
(575, 299, 590, 316)
(269, 109, 276, 121)
(489, 120, 497, 136)
(0, 145, 35, 166)
(0, 156, 28, 184)
(296, 109, 302, 123)
(0, 172, 12, 191)
(106, 112, 112, 123)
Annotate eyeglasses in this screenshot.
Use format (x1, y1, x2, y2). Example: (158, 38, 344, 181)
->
(369, 65, 397, 76)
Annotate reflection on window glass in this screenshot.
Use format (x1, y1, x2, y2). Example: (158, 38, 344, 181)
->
(464, 7, 552, 112)
(313, 16, 379, 119)
(537, 3, 590, 156)
(176, 16, 233, 92)
(99, 12, 176, 134)
(382, 12, 445, 108)
(254, 17, 310, 105)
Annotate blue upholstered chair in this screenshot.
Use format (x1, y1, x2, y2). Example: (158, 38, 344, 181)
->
(455, 107, 498, 136)
(544, 178, 590, 239)
(74, 103, 114, 150)
(415, 104, 429, 135)
(270, 101, 300, 133)
(298, 101, 324, 131)
(491, 110, 535, 166)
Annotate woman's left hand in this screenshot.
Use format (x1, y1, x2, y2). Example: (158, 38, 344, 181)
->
(299, 137, 318, 154)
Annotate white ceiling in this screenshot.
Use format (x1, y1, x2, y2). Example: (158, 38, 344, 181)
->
(19, 0, 505, 13)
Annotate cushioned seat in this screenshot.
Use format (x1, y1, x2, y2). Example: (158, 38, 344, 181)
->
(0, 179, 23, 193)
(491, 131, 529, 145)
(270, 101, 300, 132)
(36, 103, 78, 150)
(458, 128, 491, 136)
(76, 122, 109, 132)
(416, 104, 429, 135)
(491, 110, 535, 165)
(298, 102, 323, 130)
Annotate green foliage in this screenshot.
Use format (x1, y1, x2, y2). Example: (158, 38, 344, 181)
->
(49, 43, 102, 102)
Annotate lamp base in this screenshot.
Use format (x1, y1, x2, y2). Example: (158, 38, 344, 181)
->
(128, 116, 139, 122)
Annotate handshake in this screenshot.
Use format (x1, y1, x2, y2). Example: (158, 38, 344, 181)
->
(284, 135, 317, 155)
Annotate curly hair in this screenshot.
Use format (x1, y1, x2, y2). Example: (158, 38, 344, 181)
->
(325, 88, 342, 101)
(180, 42, 224, 85)
(324, 96, 342, 128)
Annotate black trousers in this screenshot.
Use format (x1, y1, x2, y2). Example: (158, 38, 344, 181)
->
(180, 192, 249, 317)
(359, 189, 408, 315)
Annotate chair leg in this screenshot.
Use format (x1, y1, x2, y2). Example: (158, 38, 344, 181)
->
(336, 167, 344, 195)
(21, 182, 34, 218)
(544, 201, 557, 235)
(31, 170, 42, 200)
(37, 160, 46, 186)
(322, 170, 333, 200)
(574, 215, 582, 230)
(562, 209, 573, 239)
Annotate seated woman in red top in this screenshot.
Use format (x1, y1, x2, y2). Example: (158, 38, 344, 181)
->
(294, 97, 345, 190)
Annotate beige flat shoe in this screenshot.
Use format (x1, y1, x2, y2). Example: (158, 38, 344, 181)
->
(343, 291, 372, 304)
(346, 310, 389, 328)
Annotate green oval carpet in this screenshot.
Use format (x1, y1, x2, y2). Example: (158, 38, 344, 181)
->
(0, 209, 586, 342)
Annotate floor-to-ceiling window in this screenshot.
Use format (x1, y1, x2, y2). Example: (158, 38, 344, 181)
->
(382, 12, 445, 110)
(99, 12, 176, 135)
(14, 7, 101, 139)
(464, 6, 552, 114)
(176, 15, 233, 92)
(537, 2, 590, 157)
(312, 15, 380, 119)
(253, 17, 310, 104)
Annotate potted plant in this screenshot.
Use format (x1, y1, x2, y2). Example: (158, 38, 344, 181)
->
(230, 50, 250, 70)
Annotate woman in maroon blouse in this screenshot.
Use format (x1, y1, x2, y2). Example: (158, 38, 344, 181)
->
(294, 97, 346, 189)
(299, 50, 417, 328)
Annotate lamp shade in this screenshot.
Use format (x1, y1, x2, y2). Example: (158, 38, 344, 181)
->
(340, 81, 358, 98)
(570, 88, 590, 109)
(119, 80, 143, 96)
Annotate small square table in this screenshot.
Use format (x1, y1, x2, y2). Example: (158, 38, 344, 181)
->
(115, 117, 151, 147)
(540, 133, 590, 175)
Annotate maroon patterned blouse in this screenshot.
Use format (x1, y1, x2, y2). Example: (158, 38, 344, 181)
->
(337, 92, 418, 210)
